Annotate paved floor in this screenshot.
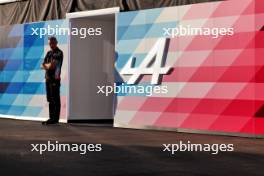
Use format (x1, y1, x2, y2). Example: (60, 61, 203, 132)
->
(0, 119, 263, 176)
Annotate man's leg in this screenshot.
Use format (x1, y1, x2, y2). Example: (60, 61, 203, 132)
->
(48, 80, 61, 123)
(43, 80, 58, 124)
(53, 80, 61, 122)
(46, 81, 54, 119)
(49, 101, 55, 120)
(43, 81, 54, 124)
(54, 99, 61, 122)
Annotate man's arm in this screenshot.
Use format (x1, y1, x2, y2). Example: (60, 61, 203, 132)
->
(54, 51, 63, 79)
(41, 52, 52, 70)
(41, 63, 52, 70)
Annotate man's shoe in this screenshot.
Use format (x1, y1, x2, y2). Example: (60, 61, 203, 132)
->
(42, 119, 59, 125)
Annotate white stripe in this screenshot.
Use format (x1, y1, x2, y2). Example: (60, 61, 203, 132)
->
(0, 114, 67, 123)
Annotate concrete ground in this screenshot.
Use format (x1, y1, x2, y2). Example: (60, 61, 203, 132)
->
(0, 118, 263, 176)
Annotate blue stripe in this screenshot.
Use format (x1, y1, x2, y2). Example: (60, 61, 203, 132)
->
(24, 46, 44, 59)
(0, 48, 23, 60)
(117, 22, 177, 40)
(22, 106, 42, 116)
(117, 8, 163, 26)
(115, 53, 147, 70)
(0, 82, 67, 95)
(117, 11, 139, 26)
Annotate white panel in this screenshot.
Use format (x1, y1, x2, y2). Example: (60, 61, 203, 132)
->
(68, 15, 116, 120)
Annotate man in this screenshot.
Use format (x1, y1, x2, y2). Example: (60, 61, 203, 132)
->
(41, 36, 63, 125)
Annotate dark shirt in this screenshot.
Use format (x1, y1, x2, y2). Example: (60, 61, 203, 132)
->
(43, 47, 63, 81)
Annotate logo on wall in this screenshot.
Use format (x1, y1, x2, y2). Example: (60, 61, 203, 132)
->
(120, 38, 172, 85)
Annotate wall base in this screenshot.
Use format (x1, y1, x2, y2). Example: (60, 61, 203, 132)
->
(114, 123, 264, 139)
(0, 114, 67, 123)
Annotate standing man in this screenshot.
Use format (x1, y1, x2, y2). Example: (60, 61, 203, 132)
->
(41, 36, 63, 125)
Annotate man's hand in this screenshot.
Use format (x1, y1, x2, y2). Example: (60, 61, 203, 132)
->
(41, 63, 52, 70)
(40, 63, 46, 70)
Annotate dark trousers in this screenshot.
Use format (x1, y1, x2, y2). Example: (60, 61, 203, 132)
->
(46, 80, 61, 122)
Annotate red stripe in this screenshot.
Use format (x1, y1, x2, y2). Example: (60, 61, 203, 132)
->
(138, 97, 263, 117)
(163, 66, 259, 82)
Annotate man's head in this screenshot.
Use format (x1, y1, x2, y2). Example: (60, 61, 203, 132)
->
(48, 36, 58, 50)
